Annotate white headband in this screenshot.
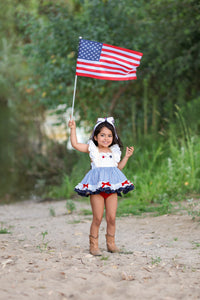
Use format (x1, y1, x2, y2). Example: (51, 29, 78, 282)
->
(92, 117, 118, 139)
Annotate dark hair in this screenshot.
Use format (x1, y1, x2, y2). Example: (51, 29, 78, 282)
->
(91, 121, 123, 149)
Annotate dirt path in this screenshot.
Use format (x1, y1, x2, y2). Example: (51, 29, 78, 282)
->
(0, 199, 200, 300)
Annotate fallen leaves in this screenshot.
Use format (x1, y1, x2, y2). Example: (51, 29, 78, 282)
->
(1, 259, 15, 269)
(121, 271, 135, 281)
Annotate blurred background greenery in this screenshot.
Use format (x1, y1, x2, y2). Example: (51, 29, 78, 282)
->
(0, 0, 199, 213)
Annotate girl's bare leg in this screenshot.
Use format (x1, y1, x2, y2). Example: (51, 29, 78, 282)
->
(90, 194, 105, 237)
(105, 193, 119, 252)
(105, 193, 118, 236)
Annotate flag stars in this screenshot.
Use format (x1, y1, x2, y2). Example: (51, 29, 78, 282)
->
(78, 39, 102, 61)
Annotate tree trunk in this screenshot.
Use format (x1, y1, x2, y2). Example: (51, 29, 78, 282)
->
(143, 78, 148, 135)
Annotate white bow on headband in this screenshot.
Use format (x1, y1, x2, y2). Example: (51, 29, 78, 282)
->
(92, 117, 118, 138)
(96, 117, 115, 126)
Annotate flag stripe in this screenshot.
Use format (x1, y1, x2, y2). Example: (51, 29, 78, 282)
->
(76, 38, 143, 81)
(103, 43, 143, 57)
(76, 69, 136, 77)
(76, 65, 136, 74)
(100, 54, 140, 67)
(102, 48, 142, 61)
(76, 66, 136, 75)
(76, 71, 137, 81)
(77, 60, 136, 72)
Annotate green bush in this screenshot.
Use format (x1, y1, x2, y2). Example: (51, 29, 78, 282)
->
(47, 174, 74, 199)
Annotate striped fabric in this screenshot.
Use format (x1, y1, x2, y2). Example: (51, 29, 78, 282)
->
(76, 38, 143, 81)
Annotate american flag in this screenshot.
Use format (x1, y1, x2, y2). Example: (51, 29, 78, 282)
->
(76, 38, 143, 81)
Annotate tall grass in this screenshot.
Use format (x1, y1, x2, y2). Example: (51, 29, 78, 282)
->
(47, 174, 75, 199)
(118, 107, 200, 215)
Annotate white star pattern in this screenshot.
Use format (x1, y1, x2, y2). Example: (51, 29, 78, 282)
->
(78, 39, 102, 61)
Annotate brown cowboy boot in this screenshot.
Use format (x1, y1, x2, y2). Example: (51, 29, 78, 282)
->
(89, 235, 102, 256)
(106, 234, 120, 253)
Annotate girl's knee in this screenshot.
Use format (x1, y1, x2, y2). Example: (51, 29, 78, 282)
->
(106, 215, 116, 226)
(93, 216, 103, 227)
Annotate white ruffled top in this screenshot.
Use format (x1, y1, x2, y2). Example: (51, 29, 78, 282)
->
(88, 140, 121, 169)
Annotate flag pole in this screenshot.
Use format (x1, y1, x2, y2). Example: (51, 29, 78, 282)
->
(71, 36, 82, 120)
(71, 74, 77, 119)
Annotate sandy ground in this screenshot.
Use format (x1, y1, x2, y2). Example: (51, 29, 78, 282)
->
(0, 198, 200, 300)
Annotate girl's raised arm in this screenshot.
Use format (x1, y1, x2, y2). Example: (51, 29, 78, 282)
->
(118, 146, 134, 170)
(68, 119, 89, 153)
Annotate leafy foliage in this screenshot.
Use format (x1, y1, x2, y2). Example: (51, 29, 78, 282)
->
(0, 0, 200, 205)
(16, 0, 200, 138)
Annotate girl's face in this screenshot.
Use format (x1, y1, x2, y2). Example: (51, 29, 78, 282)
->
(94, 127, 113, 149)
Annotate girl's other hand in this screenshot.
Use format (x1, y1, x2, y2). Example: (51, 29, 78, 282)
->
(125, 146, 134, 158)
(68, 118, 76, 129)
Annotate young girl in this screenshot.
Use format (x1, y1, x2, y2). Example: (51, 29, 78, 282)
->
(68, 117, 134, 256)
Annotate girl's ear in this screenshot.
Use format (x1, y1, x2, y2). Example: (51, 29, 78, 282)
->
(94, 136, 97, 141)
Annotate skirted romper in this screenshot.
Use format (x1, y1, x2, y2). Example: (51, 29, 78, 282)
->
(74, 140, 134, 197)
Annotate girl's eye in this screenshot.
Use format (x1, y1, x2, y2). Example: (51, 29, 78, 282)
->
(99, 133, 112, 137)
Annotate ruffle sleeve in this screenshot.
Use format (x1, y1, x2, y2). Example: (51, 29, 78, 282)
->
(88, 140, 99, 162)
(110, 144, 121, 163)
